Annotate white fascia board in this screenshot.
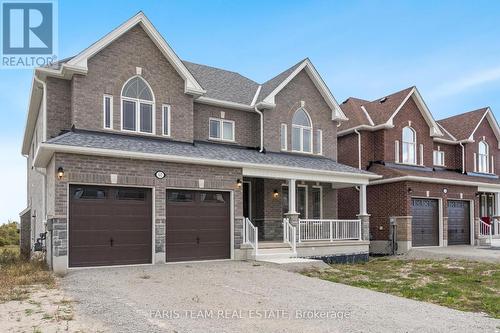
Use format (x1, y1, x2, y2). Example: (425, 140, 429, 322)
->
(337, 123, 394, 137)
(250, 85, 261, 106)
(21, 77, 43, 155)
(34, 143, 380, 183)
(370, 175, 500, 190)
(386, 87, 443, 137)
(433, 137, 459, 145)
(361, 105, 375, 126)
(262, 59, 347, 121)
(469, 108, 500, 148)
(65, 12, 205, 95)
(195, 96, 255, 111)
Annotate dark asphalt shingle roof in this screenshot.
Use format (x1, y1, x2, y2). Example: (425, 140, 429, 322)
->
(183, 61, 260, 105)
(46, 130, 373, 175)
(437, 108, 488, 141)
(257, 59, 306, 102)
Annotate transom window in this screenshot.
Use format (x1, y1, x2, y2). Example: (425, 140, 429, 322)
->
(478, 141, 489, 173)
(209, 118, 235, 141)
(402, 126, 416, 164)
(433, 150, 445, 166)
(121, 76, 155, 134)
(291, 108, 312, 153)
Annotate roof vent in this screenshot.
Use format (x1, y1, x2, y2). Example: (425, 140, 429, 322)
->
(379, 97, 387, 103)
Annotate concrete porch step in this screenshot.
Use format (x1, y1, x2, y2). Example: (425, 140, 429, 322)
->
(258, 242, 289, 249)
(478, 237, 500, 247)
(252, 247, 297, 261)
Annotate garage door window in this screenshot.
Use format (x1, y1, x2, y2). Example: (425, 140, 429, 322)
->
(116, 189, 146, 201)
(73, 188, 106, 200)
(167, 191, 194, 202)
(200, 192, 226, 204)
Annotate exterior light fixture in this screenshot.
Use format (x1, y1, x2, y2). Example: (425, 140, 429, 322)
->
(236, 179, 242, 188)
(273, 189, 279, 198)
(57, 167, 64, 180)
(443, 188, 448, 194)
(408, 188, 413, 194)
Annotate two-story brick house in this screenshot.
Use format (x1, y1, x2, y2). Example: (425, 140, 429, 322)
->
(338, 86, 500, 253)
(20, 13, 378, 273)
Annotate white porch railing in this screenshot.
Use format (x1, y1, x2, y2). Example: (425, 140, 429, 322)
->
(480, 218, 500, 243)
(243, 218, 258, 255)
(298, 219, 362, 242)
(282, 218, 297, 254)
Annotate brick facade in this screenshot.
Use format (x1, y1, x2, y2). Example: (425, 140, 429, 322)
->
(465, 116, 499, 173)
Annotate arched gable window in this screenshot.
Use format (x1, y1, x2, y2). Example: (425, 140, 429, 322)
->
(478, 141, 489, 173)
(291, 108, 312, 153)
(121, 76, 155, 133)
(402, 126, 416, 164)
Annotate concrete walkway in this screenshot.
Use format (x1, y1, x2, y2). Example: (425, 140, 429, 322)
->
(403, 245, 500, 263)
(61, 261, 499, 333)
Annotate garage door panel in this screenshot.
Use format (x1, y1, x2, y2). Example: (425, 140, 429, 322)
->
(69, 185, 152, 268)
(166, 190, 230, 262)
(412, 198, 439, 247)
(447, 200, 470, 245)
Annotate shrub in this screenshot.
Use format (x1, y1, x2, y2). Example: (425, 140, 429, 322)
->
(0, 221, 20, 247)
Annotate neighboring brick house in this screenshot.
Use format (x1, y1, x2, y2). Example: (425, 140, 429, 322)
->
(21, 13, 377, 274)
(337, 86, 500, 253)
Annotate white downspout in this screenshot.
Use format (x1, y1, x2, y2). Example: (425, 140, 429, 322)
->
(354, 129, 362, 169)
(254, 105, 264, 152)
(459, 142, 465, 173)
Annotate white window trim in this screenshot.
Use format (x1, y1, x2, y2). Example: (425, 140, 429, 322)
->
(395, 140, 400, 163)
(120, 76, 156, 135)
(478, 141, 490, 173)
(315, 129, 323, 155)
(291, 109, 313, 154)
(162, 104, 171, 136)
(419, 144, 424, 166)
(433, 150, 445, 167)
(208, 117, 235, 142)
(297, 184, 308, 219)
(312, 185, 323, 219)
(103, 94, 113, 129)
(280, 123, 287, 151)
(402, 126, 417, 165)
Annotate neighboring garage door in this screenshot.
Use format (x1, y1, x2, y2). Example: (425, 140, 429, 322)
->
(69, 185, 152, 268)
(166, 190, 230, 262)
(411, 198, 439, 247)
(447, 200, 470, 245)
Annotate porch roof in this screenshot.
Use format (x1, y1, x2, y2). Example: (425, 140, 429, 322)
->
(35, 130, 378, 185)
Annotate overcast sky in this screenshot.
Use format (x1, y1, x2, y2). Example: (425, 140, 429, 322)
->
(1, 0, 500, 223)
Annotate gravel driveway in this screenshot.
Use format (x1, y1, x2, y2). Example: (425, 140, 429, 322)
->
(61, 261, 499, 333)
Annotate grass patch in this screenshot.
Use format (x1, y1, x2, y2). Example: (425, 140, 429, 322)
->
(304, 258, 500, 318)
(0, 246, 55, 303)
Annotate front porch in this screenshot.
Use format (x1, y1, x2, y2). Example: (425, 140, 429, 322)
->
(240, 176, 370, 261)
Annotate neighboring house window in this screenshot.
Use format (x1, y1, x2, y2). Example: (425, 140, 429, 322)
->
(312, 186, 322, 219)
(103, 95, 113, 129)
(121, 76, 155, 134)
(314, 129, 322, 155)
(433, 150, 445, 166)
(162, 104, 171, 136)
(478, 141, 489, 173)
(291, 108, 313, 153)
(280, 124, 287, 150)
(209, 118, 234, 141)
(402, 126, 416, 164)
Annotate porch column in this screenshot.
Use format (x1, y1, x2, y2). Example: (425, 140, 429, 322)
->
(284, 179, 300, 228)
(495, 192, 500, 217)
(357, 184, 370, 241)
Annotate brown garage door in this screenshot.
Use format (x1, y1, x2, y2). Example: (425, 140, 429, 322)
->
(166, 190, 230, 262)
(411, 198, 439, 247)
(447, 200, 470, 245)
(69, 185, 152, 268)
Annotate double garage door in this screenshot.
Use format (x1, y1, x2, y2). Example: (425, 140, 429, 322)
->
(411, 198, 470, 247)
(69, 185, 230, 268)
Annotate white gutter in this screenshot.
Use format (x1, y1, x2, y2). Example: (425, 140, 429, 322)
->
(254, 105, 264, 152)
(337, 123, 394, 137)
(354, 129, 361, 169)
(370, 175, 500, 190)
(459, 142, 465, 173)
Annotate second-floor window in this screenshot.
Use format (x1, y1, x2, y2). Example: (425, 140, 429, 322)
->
(433, 150, 445, 166)
(292, 108, 312, 153)
(402, 126, 416, 164)
(478, 141, 489, 173)
(209, 118, 234, 141)
(121, 76, 155, 134)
